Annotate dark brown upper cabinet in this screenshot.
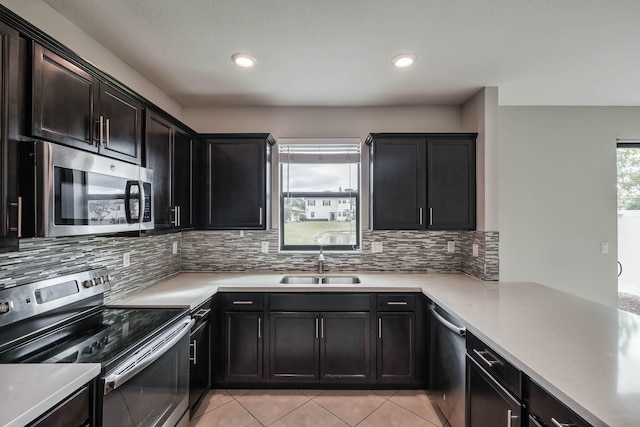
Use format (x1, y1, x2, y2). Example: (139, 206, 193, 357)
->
(198, 133, 274, 230)
(0, 20, 19, 252)
(145, 111, 194, 231)
(32, 43, 142, 164)
(367, 133, 476, 231)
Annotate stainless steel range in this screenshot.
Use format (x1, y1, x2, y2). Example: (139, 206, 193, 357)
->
(0, 268, 192, 427)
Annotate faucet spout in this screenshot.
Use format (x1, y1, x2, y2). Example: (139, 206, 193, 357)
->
(318, 250, 325, 274)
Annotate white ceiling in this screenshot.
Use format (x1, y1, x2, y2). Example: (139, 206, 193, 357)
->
(43, 0, 640, 108)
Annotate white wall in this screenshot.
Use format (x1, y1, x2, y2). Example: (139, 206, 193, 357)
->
(462, 87, 499, 232)
(0, 0, 183, 119)
(499, 107, 640, 306)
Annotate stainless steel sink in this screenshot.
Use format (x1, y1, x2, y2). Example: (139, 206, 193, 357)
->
(320, 276, 361, 284)
(279, 275, 360, 284)
(279, 276, 321, 284)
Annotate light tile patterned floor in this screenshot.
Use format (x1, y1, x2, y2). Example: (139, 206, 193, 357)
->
(190, 389, 447, 427)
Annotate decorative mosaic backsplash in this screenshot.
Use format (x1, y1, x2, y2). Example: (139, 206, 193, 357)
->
(0, 233, 181, 303)
(180, 229, 499, 280)
(0, 229, 498, 301)
(461, 231, 499, 281)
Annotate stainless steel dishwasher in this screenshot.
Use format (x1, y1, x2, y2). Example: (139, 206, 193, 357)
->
(429, 303, 467, 427)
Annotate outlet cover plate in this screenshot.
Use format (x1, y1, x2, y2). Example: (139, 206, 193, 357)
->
(261, 242, 269, 253)
(447, 241, 455, 253)
(123, 252, 131, 267)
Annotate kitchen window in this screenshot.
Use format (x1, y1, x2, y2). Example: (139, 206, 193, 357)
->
(279, 140, 361, 251)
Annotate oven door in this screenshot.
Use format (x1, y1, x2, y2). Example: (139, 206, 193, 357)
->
(101, 317, 192, 427)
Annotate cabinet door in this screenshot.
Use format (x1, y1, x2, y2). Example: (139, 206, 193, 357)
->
(225, 312, 263, 382)
(32, 43, 98, 151)
(205, 138, 266, 229)
(0, 21, 18, 250)
(146, 113, 173, 229)
(189, 321, 210, 412)
(173, 129, 192, 229)
(98, 83, 143, 164)
(371, 137, 425, 229)
(466, 356, 522, 427)
(377, 312, 415, 382)
(426, 137, 475, 230)
(269, 312, 319, 381)
(321, 312, 371, 381)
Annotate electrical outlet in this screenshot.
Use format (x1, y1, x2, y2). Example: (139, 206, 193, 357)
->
(239, 230, 244, 238)
(261, 242, 269, 254)
(447, 241, 455, 253)
(371, 242, 383, 253)
(123, 252, 131, 267)
(601, 241, 609, 254)
(172, 242, 178, 254)
(472, 244, 479, 257)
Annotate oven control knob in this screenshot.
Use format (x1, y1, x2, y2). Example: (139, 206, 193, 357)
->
(83, 279, 95, 288)
(95, 277, 103, 285)
(0, 301, 12, 314)
(82, 345, 93, 354)
(103, 275, 110, 284)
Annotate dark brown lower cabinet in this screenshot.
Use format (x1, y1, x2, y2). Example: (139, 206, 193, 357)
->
(269, 312, 319, 381)
(224, 312, 263, 382)
(526, 379, 591, 427)
(30, 384, 92, 427)
(377, 312, 415, 382)
(466, 357, 522, 427)
(269, 311, 371, 383)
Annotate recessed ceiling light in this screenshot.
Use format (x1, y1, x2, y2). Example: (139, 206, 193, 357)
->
(231, 53, 257, 68)
(392, 53, 416, 68)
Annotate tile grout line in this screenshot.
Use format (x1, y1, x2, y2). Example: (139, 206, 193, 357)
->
(262, 396, 314, 426)
(385, 398, 443, 427)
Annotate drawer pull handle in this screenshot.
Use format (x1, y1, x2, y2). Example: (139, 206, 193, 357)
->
(193, 308, 211, 319)
(232, 301, 254, 305)
(315, 318, 319, 338)
(189, 340, 197, 364)
(551, 418, 577, 427)
(378, 317, 382, 339)
(507, 410, 519, 427)
(473, 349, 500, 367)
(258, 317, 261, 338)
(387, 301, 408, 305)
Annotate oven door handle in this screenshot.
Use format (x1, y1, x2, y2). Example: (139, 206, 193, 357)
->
(104, 317, 194, 395)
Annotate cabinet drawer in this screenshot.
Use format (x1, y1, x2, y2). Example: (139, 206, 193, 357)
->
(270, 293, 370, 311)
(223, 293, 264, 311)
(527, 379, 591, 427)
(31, 385, 90, 427)
(466, 332, 521, 399)
(376, 294, 415, 311)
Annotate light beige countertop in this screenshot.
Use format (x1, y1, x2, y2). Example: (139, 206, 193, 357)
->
(112, 272, 640, 427)
(0, 363, 101, 427)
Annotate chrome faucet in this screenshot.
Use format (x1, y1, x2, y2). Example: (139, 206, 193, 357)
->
(317, 250, 325, 274)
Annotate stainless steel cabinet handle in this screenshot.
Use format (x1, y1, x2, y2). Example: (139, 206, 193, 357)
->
(9, 197, 22, 238)
(321, 317, 324, 338)
(551, 418, 577, 427)
(105, 118, 110, 148)
(259, 207, 263, 226)
(378, 318, 382, 339)
(473, 349, 499, 367)
(171, 206, 178, 226)
(258, 317, 261, 338)
(387, 301, 408, 305)
(419, 208, 423, 225)
(232, 301, 254, 305)
(429, 208, 433, 225)
(190, 340, 197, 364)
(96, 115, 104, 146)
(177, 206, 181, 227)
(429, 303, 466, 336)
(315, 317, 319, 338)
(506, 410, 519, 427)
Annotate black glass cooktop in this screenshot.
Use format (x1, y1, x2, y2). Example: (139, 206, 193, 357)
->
(18, 307, 187, 372)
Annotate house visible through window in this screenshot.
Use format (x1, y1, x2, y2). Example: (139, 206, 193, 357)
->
(279, 140, 361, 251)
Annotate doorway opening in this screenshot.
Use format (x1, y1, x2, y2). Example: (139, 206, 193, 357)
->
(617, 141, 640, 315)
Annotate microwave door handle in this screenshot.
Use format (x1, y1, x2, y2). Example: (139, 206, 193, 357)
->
(124, 180, 142, 223)
(137, 180, 144, 223)
(124, 180, 134, 223)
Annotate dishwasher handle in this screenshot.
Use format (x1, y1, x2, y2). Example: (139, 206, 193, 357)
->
(429, 303, 466, 336)
(104, 317, 194, 394)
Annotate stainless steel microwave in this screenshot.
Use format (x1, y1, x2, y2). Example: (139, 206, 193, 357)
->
(19, 141, 154, 237)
